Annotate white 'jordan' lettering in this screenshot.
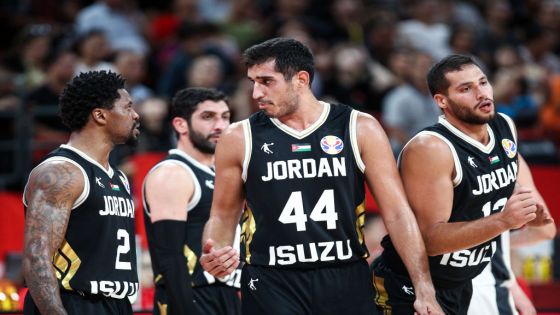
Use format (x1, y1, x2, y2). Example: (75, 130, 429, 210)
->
(261, 158, 346, 182)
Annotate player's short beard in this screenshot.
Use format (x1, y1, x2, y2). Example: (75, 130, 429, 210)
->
(124, 123, 140, 146)
(189, 129, 216, 154)
(265, 96, 298, 118)
(447, 98, 495, 124)
(262, 85, 299, 118)
(124, 136, 138, 146)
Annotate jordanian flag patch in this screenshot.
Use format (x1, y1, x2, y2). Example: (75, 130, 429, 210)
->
(291, 143, 311, 152)
(489, 156, 500, 165)
(110, 183, 120, 191)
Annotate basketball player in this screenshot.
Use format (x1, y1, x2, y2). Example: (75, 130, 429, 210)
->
(372, 54, 553, 315)
(200, 37, 443, 315)
(143, 87, 241, 315)
(22, 71, 140, 315)
(469, 156, 555, 315)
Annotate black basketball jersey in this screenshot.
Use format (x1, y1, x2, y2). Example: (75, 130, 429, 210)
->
(471, 230, 514, 287)
(241, 102, 369, 269)
(381, 113, 518, 287)
(23, 145, 139, 301)
(144, 149, 241, 288)
(488, 231, 513, 284)
(471, 230, 517, 315)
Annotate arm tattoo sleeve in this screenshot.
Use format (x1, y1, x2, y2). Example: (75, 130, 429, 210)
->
(22, 161, 83, 315)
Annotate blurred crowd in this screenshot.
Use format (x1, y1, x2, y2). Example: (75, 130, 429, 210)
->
(1, 0, 560, 190)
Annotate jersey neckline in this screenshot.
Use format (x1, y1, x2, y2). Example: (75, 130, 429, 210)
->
(60, 144, 114, 177)
(269, 101, 330, 140)
(437, 116, 495, 154)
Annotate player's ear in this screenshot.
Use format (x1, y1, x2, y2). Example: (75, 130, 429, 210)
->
(434, 94, 447, 110)
(172, 117, 189, 136)
(91, 108, 108, 125)
(294, 71, 310, 89)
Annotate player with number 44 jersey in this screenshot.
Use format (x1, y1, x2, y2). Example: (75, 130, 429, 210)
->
(242, 102, 366, 268)
(201, 38, 442, 315)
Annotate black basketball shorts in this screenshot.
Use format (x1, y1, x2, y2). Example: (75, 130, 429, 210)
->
(24, 289, 132, 315)
(371, 257, 473, 315)
(241, 260, 377, 315)
(153, 283, 240, 315)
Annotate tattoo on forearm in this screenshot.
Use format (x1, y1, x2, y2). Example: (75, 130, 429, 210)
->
(23, 162, 81, 315)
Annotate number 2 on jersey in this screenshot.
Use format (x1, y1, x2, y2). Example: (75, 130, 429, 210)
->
(115, 229, 132, 270)
(278, 189, 338, 231)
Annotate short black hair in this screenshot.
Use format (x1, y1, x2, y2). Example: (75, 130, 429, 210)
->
(59, 71, 125, 131)
(171, 87, 228, 124)
(427, 54, 483, 96)
(243, 37, 315, 84)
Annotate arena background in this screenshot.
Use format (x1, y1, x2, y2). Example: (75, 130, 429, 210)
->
(0, 0, 559, 313)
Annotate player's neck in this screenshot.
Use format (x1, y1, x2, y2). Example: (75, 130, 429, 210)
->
(176, 140, 214, 167)
(277, 94, 324, 132)
(67, 131, 113, 170)
(445, 115, 490, 145)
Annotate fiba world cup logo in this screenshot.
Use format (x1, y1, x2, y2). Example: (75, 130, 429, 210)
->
(501, 139, 517, 158)
(320, 135, 344, 155)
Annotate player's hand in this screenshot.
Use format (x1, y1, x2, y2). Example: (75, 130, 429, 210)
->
(413, 286, 444, 315)
(511, 280, 537, 315)
(525, 203, 554, 227)
(413, 297, 444, 315)
(500, 187, 538, 229)
(199, 239, 239, 278)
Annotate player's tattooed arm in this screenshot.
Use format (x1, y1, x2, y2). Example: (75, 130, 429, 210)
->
(22, 161, 84, 315)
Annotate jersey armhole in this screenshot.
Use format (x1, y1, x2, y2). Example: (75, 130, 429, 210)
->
(241, 119, 252, 182)
(184, 164, 202, 212)
(142, 160, 201, 216)
(349, 110, 366, 173)
(117, 170, 131, 194)
(22, 157, 90, 210)
(399, 131, 463, 187)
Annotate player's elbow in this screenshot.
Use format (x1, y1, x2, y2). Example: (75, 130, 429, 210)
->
(541, 223, 557, 240)
(21, 252, 41, 285)
(22, 235, 53, 281)
(21, 257, 32, 282)
(423, 234, 448, 257)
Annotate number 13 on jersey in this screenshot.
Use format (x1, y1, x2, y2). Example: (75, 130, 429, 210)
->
(278, 189, 339, 231)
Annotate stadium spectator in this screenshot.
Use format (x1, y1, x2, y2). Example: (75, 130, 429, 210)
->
(73, 30, 116, 75)
(115, 50, 153, 104)
(75, 0, 148, 54)
(25, 49, 76, 135)
(382, 50, 439, 153)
